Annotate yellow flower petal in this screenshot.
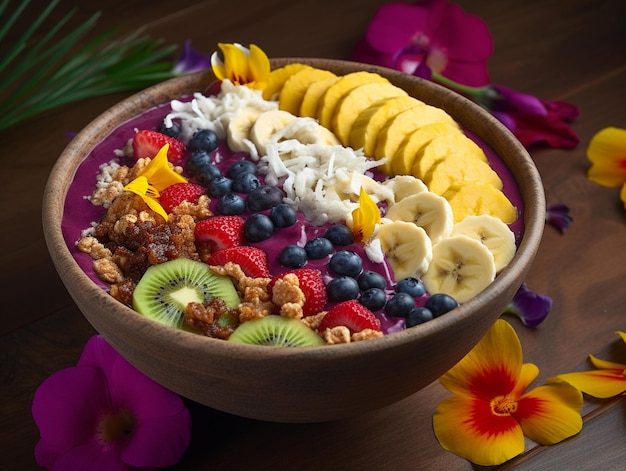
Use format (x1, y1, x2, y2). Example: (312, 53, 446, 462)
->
(139, 144, 187, 191)
(621, 182, 626, 209)
(516, 382, 583, 444)
(247, 44, 271, 90)
(123, 176, 169, 221)
(439, 320, 524, 400)
(552, 369, 626, 398)
(589, 353, 626, 371)
(351, 188, 380, 243)
(433, 395, 524, 466)
(586, 126, 626, 187)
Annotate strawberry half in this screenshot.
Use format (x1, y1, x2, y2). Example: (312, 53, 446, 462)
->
(207, 246, 270, 278)
(133, 129, 185, 164)
(318, 300, 381, 333)
(195, 215, 245, 251)
(159, 183, 206, 213)
(268, 268, 327, 317)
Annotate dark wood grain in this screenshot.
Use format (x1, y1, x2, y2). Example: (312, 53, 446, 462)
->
(1, 0, 624, 469)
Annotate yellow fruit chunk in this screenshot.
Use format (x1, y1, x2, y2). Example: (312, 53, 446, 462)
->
(279, 68, 337, 115)
(331, 82, 408, 146)
(349, 95, 421, 156)
(300, 76, 339, 118)
(391, 122, 464, 176)
(316, 71, 389, 129)
(375, 104, 459, 175)
(263, 63, 312, 100)
(443, 182, 518, 224)
(411, 132, 487, 180)
(423, 153, 503, 195)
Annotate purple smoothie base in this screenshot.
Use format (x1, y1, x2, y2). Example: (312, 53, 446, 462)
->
(62, 101, 525, 335)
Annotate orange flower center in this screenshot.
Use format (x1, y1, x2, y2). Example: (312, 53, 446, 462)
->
(490, 395, 518, 416)
(98, 408, 135, 443)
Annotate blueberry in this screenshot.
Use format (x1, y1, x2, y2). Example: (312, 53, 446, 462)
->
(247, 185, 284, 211)
(189, 129, 219, 153)
(326, 276, 360, 302)
(357, 271, 387, 291)
(385, 292, 416, 318)
(195, 162, 222, 187)
(208, 176, 233, 198)
(323, 224, 354, 246)
(358, 288, 387, 312)
(270, 203, 297, 228)
(217, 193, 246, 215)
(329, 250, 363, 277)
(232, 172, 260, 193)
(394, 277, 426, 297)
(405, 307, 434, 327)
(244, 213, 274, 242)
(185, 150, 212, 175)
(304, 237, 334, 260)
(424, 293, 459, 317)
(226, 160, 257, 179)
(158, 121, 181, 138)
(279, 245, 308, 268)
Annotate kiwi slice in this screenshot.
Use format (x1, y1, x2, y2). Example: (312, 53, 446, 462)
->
(132, 258, 239, 329)
(228, 316, 325, 347)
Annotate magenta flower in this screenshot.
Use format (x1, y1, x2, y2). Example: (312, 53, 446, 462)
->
(351, 0, 493, 87)
(32, 336, 191, 470)
(503, 283, 552, 328)
(545, 203, 573, 234)
(172, 40, 210, 74)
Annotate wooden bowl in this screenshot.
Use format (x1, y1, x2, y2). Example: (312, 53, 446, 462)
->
(43, 59, 545, 423)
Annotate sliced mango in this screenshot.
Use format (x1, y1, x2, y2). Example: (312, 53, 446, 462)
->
(300, 76, 339, 118)
(263, 63, 312, 100)
(443, 181, 518, 224)
(423, 153, 503, 195)
(279, 68, 337, 115)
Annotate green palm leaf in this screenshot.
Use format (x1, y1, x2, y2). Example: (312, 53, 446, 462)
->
(0, 0, 180, 131)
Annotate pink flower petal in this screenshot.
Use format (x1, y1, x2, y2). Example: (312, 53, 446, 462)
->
(78, 335, 120, 379)
(32, 366, 109, 450)
(366, 3, 430, 53)
(52, 441, 136, 471)
(439, 60, 491, 87)
(122, 412, 192, 467)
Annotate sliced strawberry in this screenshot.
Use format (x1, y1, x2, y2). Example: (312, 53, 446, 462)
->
(159, 183, 206, 213)
(207, 246, 270, 278)
(133, 129, 185, 164)
(195, 216, 245, 251)
(268, 268, 327, 317)
(318, 300, 381, 333)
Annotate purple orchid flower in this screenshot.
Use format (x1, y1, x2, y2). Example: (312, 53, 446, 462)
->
(545, 203, 573, 234)
(351, 0, 493, 87)
(503, 283, 552, 328)
(32, 335, 191, 470)
(172, 40, 210, 75)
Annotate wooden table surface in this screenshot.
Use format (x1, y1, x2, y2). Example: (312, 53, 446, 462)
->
(2, 0, 625, 469)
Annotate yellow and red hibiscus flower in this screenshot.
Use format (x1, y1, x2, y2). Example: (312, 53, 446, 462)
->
(210, 42, 270, 90)
(124, 144, 187, 221)
(552, 331, 626, 398)
(433, 319, 583, 466)
(586, 127, 626, 209)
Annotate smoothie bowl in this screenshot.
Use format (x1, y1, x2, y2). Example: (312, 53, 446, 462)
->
(43, 57, 544, 423)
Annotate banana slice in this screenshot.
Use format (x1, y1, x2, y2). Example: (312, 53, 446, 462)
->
(331, 82, 407, 146)
(381, 174, 428, 203)
(249, 109, 298, 156)
(227, 106, 264, 152)
(317, 71, 389, 129)
(376, 220, 433, 280)
(263, 63, 312, 100)
(422, 234, 496, 303)
(385, 191, 453, 243)
(349, 95, 422, 156)
(451, 214, 516, 273)
(279, 68, 337, 115)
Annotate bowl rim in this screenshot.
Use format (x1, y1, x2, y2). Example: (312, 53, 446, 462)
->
(43, 58, 545, 361)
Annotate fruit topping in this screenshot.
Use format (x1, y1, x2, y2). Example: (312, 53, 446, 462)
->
(188, 129, 219, 153)
(132, 129, 185, 163)
(228, 315, 324, 347)
(318, 300, 382, 334)
(269, 268, 326, 317)
(243, 213, 275, 242)
(158, 182, 206, 213)
(207, 246, 271, 278)
(195, 215, 245, 251)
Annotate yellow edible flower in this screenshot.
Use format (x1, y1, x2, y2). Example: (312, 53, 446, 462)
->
(551, 331, 626, 398)
(123, 144, 187, 221)
(211, 43, 270, 90)
(350, 187, 380, 243)
(433, 319, 583, 466)
(586, 126, 626, 208)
